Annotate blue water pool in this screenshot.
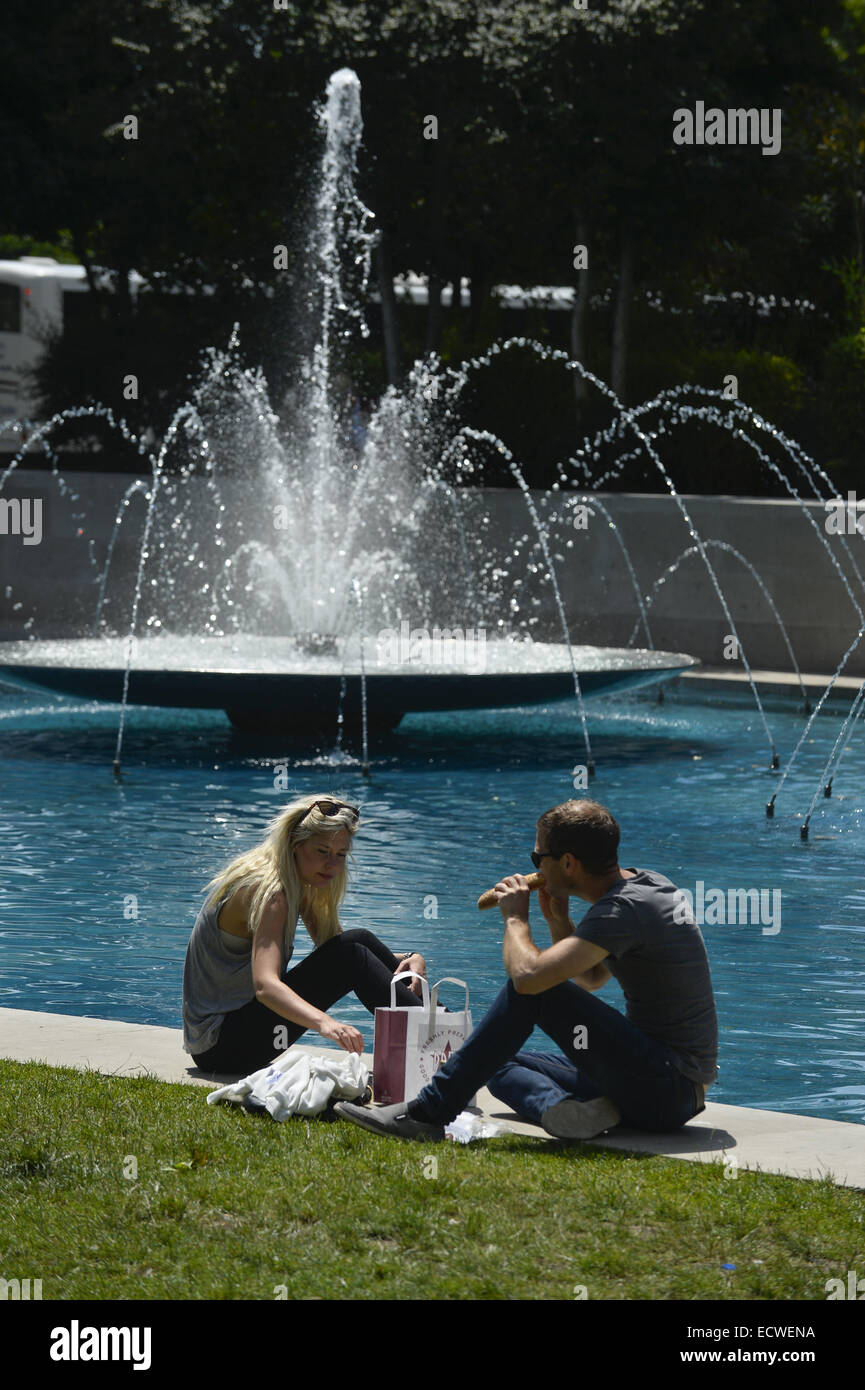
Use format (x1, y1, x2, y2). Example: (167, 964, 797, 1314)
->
(1, 680, 863, 1125)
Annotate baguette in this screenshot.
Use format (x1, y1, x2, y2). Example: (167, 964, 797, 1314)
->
(477, 871, 545, 910)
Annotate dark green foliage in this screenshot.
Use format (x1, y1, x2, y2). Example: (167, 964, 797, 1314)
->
(821, 330, 865, 480)
(1, 0, 863, 491)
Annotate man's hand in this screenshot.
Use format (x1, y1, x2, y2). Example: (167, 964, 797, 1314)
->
(494, 874, 532, 924)
(499, 876, 538, 985)
(394, 952, 427, 997)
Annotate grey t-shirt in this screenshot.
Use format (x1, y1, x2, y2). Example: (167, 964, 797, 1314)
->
(181, 893, 297, 1055)
(574, 868, 718, 1086)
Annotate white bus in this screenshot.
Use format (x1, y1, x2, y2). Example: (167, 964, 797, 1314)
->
(0, 258, 93, 433)
(0, 258, 148, 440)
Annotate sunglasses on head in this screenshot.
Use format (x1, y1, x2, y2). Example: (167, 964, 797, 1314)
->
(300, 799, 360, 825)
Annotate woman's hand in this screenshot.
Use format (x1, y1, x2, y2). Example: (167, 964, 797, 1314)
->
(317, 1016, 365, 1054)
(394, 952, 427, 997)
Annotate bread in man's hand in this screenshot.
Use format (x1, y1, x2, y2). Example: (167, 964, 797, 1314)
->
(477, 871, 545, 911)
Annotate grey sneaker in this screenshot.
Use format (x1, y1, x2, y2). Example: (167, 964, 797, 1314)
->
(541, 1095, 622, 1140)
(333, 1100, 446, 1141)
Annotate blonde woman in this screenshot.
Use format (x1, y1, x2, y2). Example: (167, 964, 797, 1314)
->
(183, 795, 425, 1074)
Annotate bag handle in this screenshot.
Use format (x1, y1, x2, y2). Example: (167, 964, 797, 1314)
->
(429, 976, 470, 1015)
(389, 969, 430, 1008)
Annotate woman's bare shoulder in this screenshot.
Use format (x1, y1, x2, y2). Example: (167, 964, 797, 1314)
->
(218, 883, 287, 937)
(262, 889, 287, 919)
(216, 883, 273, 935)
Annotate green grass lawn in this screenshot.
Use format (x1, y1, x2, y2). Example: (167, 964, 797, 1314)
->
(0, 1060, 861, 1301)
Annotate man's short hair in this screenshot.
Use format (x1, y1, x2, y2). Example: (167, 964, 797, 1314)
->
(537, 799, 620, 876)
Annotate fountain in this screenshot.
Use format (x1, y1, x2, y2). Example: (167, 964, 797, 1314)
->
(0, 68, 695, 756)
(2, 75, 863, 1131)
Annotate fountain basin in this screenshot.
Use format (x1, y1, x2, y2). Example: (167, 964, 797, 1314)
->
(0, 636, 698, 730)
(2, 680, 862, 1125)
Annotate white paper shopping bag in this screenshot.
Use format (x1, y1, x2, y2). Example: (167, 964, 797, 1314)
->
(373, 973, 473, 1104)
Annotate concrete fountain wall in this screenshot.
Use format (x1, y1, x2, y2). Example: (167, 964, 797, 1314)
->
(0, 469, 860, 677)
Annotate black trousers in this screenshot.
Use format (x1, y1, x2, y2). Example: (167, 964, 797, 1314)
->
(191, 928, 421, 1074)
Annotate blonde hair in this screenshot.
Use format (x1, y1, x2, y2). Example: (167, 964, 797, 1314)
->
(203, 793, 359, 947)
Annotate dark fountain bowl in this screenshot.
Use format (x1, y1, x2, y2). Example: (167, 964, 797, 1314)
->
(0, 635, 699, 733)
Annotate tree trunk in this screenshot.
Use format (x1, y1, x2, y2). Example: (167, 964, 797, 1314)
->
(449, 270, 464, 333)
(456, 271, 471, 352)
(376, 232, 402, 385)
(467, 259, 492, 339)
(611, 219, 635, 402)
(571, 209, 590, 416)
(425, 275, 443, 353)
(424, 113, 447, 355)
(115, 261, 133, 328)
(72, 227, 106, 319)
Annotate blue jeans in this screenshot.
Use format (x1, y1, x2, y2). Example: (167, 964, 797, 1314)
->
(412, 978, 705, 1131)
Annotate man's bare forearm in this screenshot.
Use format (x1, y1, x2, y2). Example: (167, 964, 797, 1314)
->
(547, 916, 575, 945)
(502, 916, 539, 983)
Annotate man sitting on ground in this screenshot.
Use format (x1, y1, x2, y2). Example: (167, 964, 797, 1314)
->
(336, 798, 718, 1141)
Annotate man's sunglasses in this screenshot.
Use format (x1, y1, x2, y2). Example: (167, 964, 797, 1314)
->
(530, 848, 560, 870)
(300, 799, 360, 825)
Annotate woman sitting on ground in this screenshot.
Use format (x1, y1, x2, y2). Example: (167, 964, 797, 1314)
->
(183, 794, 425, 1074)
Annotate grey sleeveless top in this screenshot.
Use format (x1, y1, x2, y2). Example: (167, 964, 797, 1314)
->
(182, 893, 298, 1055)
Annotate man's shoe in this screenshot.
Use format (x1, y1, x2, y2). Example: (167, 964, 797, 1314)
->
(321, 1085, 372, 1120)
(333, 1100, 446, 1141)
(541, 1095, 622, 1141)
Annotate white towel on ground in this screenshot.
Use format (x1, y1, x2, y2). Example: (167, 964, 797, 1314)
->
(205, 1047, 369, 1121)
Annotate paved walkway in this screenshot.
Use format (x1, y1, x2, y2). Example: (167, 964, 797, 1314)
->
(1, 1007, 862, 1189)
(680, 666, 863, 693)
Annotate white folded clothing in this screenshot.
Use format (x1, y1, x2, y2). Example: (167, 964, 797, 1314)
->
(205, 1046, 369, 1121)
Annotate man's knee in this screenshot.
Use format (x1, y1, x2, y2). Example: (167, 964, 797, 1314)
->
(502, 978, 540, 1007)
(504, 978, 558, 1030)
(487, 1059, 517, 1090)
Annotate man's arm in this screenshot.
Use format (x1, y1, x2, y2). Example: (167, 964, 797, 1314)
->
(577, 959, 613, 991)
(536, 886, 608, 986)
(495, 876, 610, 994)
(510, 879, 612, 991)
(503, 916, 610, 994)
(549, 918, 576, 945)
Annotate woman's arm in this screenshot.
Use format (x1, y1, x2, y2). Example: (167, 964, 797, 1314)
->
(393, 951, 427, 996)
(251, 892, 364, 1053)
